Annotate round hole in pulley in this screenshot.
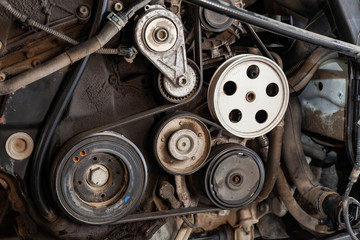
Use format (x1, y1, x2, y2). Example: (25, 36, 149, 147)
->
(247, 65, 260, 79)
(229, 109, 242, 123)
(223, 81, 237, 96)
(255, 110, 268, 124)
(266, 83, 279, 97)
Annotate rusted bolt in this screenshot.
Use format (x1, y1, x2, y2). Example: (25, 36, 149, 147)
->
(77, 5, 90, 18)
(114, 2, 123, 12)
(31, 59, 41, 67)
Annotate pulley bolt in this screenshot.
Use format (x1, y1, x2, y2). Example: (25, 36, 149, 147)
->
(114, 2, 123, 12)
(154, 28, 169, 42)
(87, 165, 109, 187)
(77, 5, 90, 18)
(177, 76, 187, 87)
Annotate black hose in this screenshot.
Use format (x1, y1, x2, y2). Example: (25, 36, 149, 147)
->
(282, 96, 341, 221)
(29, 0, 109, 221)
(183, 0, 360, 58)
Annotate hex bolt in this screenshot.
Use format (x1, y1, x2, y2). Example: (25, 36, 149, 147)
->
(77, 5, 90, 18)
(114, 2, 124, 12)
(87, 165, 109, 187)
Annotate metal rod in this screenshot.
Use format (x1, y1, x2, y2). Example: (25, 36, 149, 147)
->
(184, 0, 360, 58)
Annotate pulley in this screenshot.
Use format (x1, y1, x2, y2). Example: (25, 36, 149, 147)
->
(199, 0, 235, 32)
(52, 131, 147, 225)
(208, 54, 289, 138)
(204, 144, 264, 209)
(158, 59, 201, 103)
(135, 5, 202, 103)
(153, 112, 211, 175)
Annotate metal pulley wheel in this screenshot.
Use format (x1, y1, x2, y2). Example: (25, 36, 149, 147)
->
(208, 54, 289, 138)
(52, 131, 147, 225)
(158, 59, 202, 103)
(204, 144, 264, 209)
(153, 112, 211, 175)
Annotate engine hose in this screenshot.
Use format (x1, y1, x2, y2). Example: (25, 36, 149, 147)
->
(277, 169, 333, 234)
(256, 120, 284, 202)
(288, 47, 338, 92)
(282, 96, 341, 222)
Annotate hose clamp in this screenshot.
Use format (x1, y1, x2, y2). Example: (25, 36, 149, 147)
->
(107, 12, 127, 30)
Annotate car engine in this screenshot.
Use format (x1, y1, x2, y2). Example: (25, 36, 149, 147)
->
(1, 0, 360, 239)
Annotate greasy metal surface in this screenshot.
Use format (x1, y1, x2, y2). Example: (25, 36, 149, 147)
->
(299, 59, 348, 141)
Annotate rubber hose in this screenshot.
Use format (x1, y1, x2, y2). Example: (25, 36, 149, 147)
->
(283, 96, 341, 220)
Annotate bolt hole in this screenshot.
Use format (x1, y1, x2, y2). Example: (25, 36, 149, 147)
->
(108, 159, 112, 162)
(318, 82, 323, 91)
(80, 151, 86, 156)
(255, 110, 268, 124)
(246, 91, 256, 102)
(93, 157, 97, 161)
(266, 83, 279, 97)
(223, 81, 237, 96)
(73, 156, 79, 162)
(247, 65, 260, 79)
(78, 181, 82, 185)
(116, 171, 120, 174)
(232, 175, 241, 185)
(101, 194, 105, 198)
(229, 109, 242, 123)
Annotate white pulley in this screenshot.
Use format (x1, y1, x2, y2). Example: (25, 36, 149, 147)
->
(208, 54, 289, 138)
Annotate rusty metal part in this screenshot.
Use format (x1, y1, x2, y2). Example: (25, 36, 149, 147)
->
(298, 58, 347, 142)
(233, 202, 269, 240)
(184, 0, 360, 58)
(5, 132, 34, 160)
(158, 180, 182, 209)
(154, 112, 211, 175)
(175, 175, 195, 208)
(207, 54, 289, 138)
